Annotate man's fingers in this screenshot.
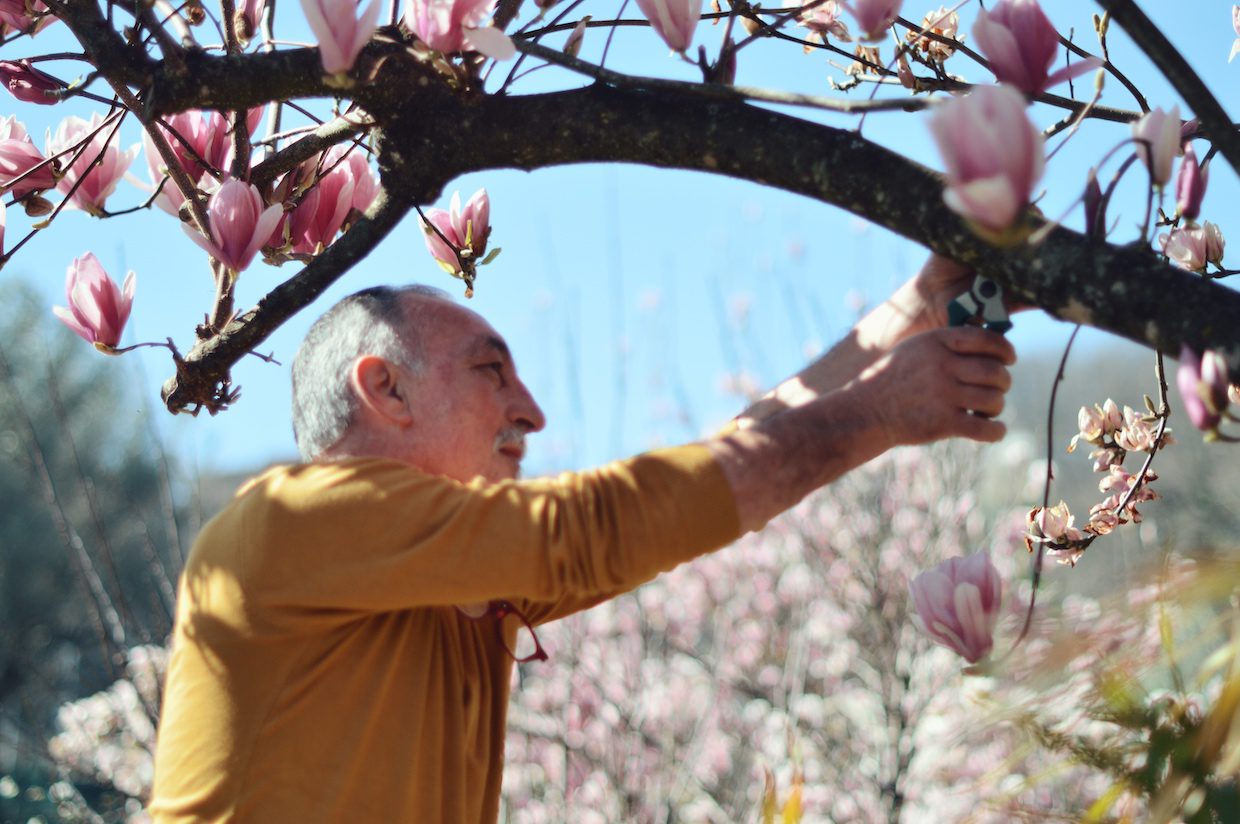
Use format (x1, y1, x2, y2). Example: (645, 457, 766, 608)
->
(941, 326, 1017, 364)
(955, 410, 1007, 443)
(955, 385, 1006, 418)
(954, 356, 1012, 392)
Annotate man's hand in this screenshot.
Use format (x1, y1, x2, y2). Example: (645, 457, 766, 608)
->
(848, 325, 1015, 449)
(734, 253, 1004, 429)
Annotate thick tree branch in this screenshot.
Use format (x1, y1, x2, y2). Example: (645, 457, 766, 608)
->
(363, 83, 1240, 373)
(160, 183, 409, 413)
(250, 112, 374, 190)
(53, 7, 1233, 410)
(1094, 0, 1240, 179)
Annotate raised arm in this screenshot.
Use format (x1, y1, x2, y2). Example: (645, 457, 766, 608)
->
(734, 254, 980, 428)
(711, 318, 1016, 533)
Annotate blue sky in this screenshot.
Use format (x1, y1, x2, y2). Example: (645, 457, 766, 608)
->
(4, 0, 1237, 475)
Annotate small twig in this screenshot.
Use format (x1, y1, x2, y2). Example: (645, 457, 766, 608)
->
(1005, 324, 1082, 658)
(1095, 0, 1240, 179)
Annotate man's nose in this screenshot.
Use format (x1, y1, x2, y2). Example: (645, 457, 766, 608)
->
(509, 379, 546, 433)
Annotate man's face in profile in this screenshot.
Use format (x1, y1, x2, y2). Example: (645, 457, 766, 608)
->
(397, 298, 546, 483)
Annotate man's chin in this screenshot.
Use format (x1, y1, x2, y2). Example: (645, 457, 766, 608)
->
(487, 457, 522, 482)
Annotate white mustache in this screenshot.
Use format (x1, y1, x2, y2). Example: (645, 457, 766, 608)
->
(494, 429, 526, 457)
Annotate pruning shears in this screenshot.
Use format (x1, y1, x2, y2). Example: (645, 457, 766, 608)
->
(947, 275, 1013, 335)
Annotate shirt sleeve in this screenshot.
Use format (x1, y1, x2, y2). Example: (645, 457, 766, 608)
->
(188, 444, 741, 626)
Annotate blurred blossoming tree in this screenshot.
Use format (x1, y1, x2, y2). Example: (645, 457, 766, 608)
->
(4, 0, 1240, 820)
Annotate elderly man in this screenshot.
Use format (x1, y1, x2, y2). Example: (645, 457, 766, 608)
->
(149, 256, 1014, 822)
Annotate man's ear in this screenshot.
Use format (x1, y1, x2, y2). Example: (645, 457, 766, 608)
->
(349, 355, 414, 427)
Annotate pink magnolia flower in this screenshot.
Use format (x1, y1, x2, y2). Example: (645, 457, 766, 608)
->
(909, 553, 1002, 664)
(404, 0, 501, 54)
(906, 6, 959, 63)
(183, 178, 283, 273)
(143, 110, 233, 215)
(929, 83, 1044, 232)
(1231, 5, 1239, 63)
(1114, 405, 1160, 453)
(797, 0, 850, 43)
(1094, 465, 1159, 524)
(337, 144, 378, 215)
(420, 188, 490, 273)
(1204, 221, 1225, 265)
(0, 0, 56, 35)
(0, 115, 56, 197)
(1159, 226, 1209, 272)
(972, 0, 1100, 95)
(1177, 345, 1229, 432)
(634, 0, 700, 53)
(290, 162, 355, 255)
(0, 198, 5, 255)
(1175, 142, 1207, 220)
(47, 113, 139, 216)
(1027, 501, 1085, 545)
(0, 59, 64, 104)
(844, 0, 901, 41)
(52, 252, 135, 351)
(301, 0, 381, 75)
(1132, 105, 1181, 188)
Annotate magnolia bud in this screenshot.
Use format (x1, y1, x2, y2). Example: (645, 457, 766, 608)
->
(564, 16, 588, 58)
(1204, 221, 1226, 265)
(1175, 143, 1207, 221)
(21, 193, 53, 217)
(0, 60, 65, 105)
(712, 41, 737, 85)
(1081, 170, 1104, 237)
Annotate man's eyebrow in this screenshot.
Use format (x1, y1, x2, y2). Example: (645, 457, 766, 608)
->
(468, 334, 512, 362)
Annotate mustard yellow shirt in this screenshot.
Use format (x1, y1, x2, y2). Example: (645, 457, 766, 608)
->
(149, 445, 740, 823)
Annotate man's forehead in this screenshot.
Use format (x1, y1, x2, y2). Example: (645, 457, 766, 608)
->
(407, 294, 510, 359)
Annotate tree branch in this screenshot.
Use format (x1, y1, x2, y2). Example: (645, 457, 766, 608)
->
(1094, 0, 1240, 179)
(160, 182, 409, 413)
(363, 83, 1240, 372)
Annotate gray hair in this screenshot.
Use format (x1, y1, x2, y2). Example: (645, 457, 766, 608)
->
(291, 284, 450, 460)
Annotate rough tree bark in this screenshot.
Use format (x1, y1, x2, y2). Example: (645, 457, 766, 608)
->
(43, 0, 1240, 414)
